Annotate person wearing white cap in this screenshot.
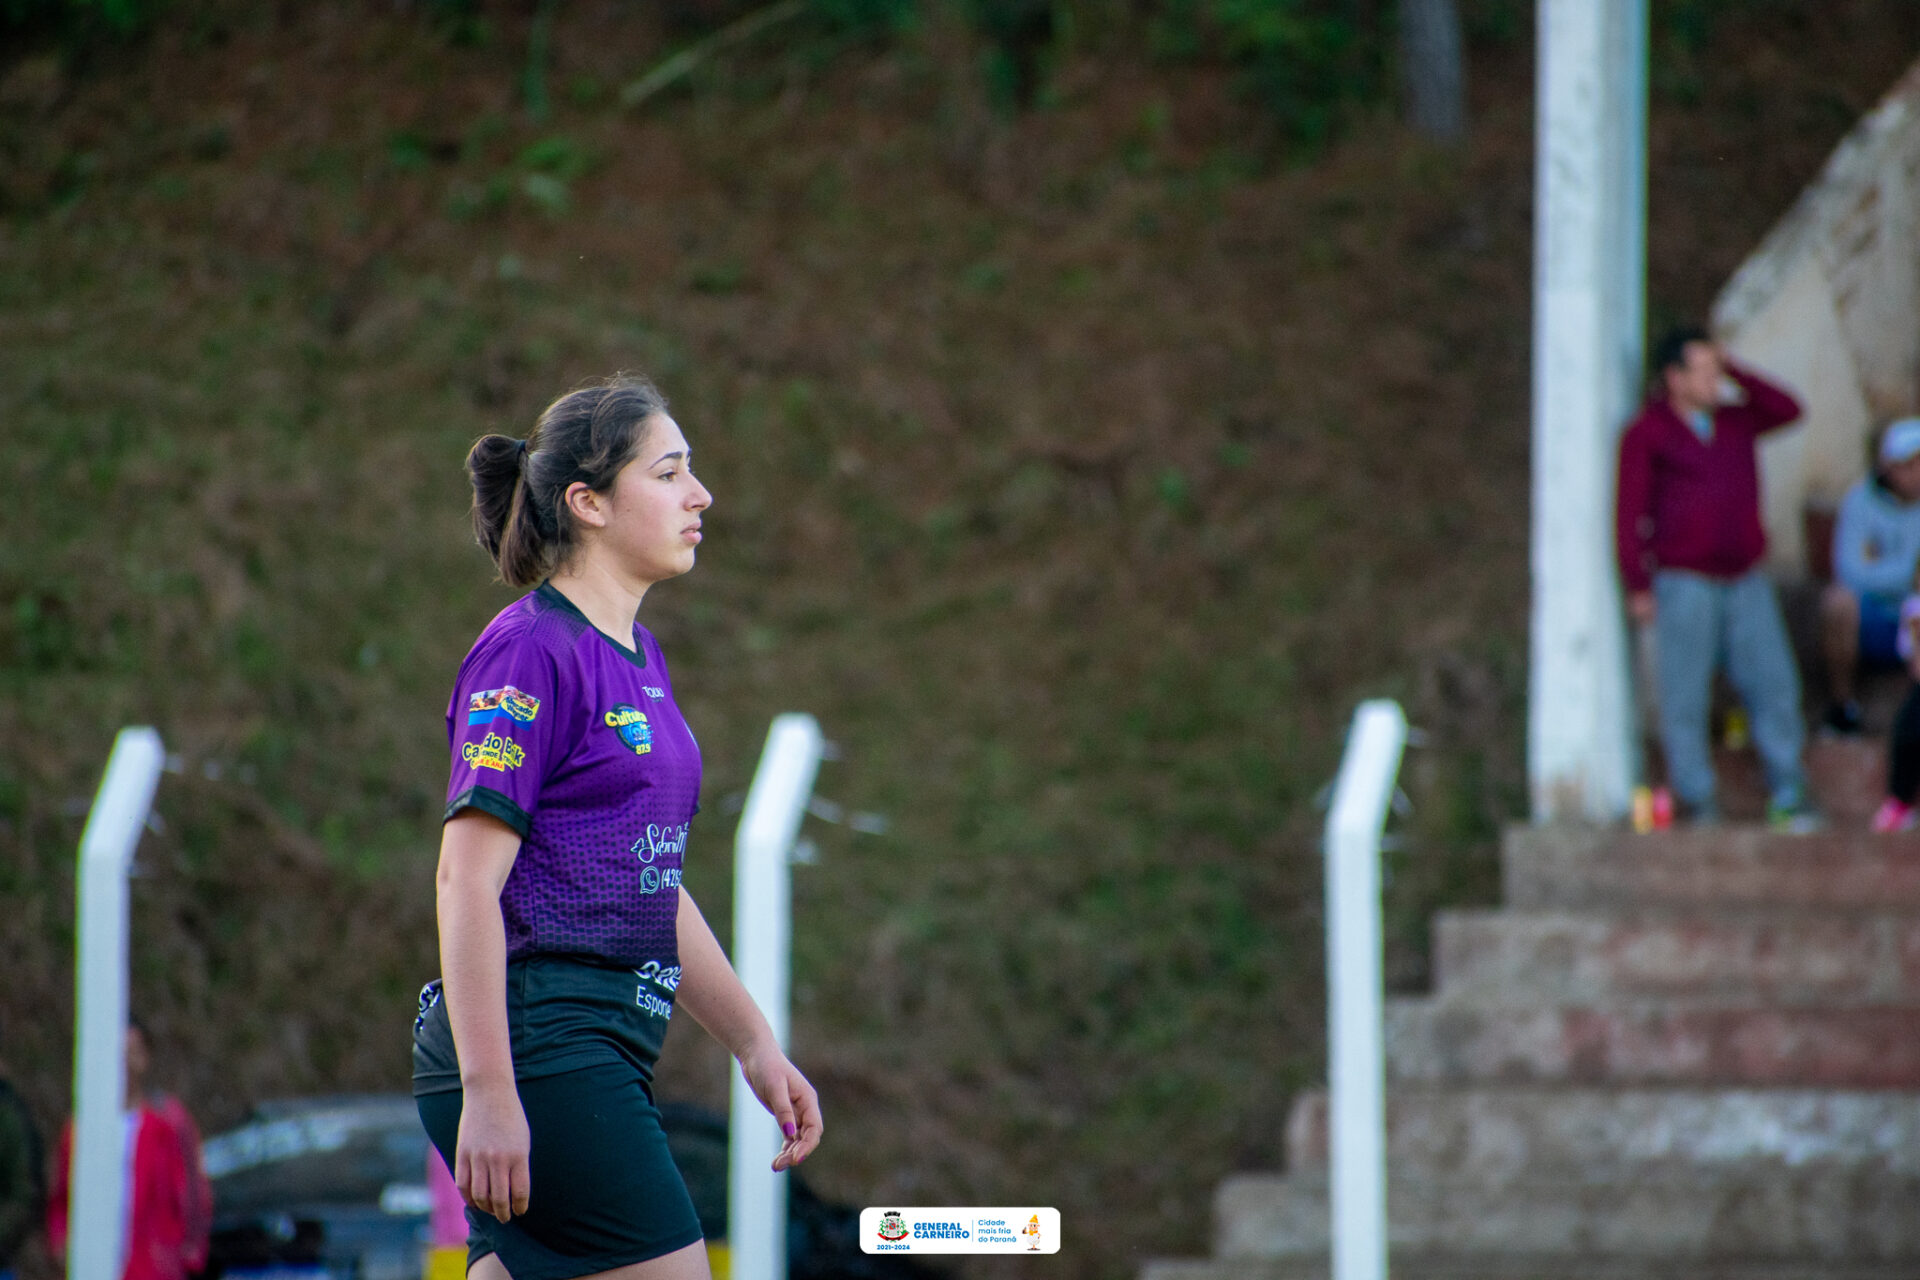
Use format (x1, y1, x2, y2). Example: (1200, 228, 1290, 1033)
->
(1820, 417, 1920, 734)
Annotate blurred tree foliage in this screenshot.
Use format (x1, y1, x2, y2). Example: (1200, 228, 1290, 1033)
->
(815, 0, 1396, 144)
(0, 0, 1769, 150)
(1, 0, 154, 42)
(1146, 0, 1389, 147)
(1, 0, 1403, 148)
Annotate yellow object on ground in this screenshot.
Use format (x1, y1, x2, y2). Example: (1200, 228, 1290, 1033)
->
(426, 1246, 466, 1280)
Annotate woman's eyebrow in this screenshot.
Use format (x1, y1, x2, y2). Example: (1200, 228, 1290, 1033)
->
(651, 449, 688, 466)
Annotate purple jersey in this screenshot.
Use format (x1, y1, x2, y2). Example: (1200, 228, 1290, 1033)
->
(445, 583, 700, 986)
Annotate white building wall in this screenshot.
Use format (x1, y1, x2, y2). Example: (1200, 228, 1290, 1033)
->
(1713, 60, 1920, 574)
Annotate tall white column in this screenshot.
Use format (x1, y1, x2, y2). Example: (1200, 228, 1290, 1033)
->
(1528, 0, 1648, 823)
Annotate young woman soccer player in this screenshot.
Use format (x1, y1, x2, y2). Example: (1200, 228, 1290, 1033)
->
(412, 376, 822, 1280)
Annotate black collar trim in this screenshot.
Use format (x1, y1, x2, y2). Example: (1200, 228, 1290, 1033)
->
(536, 582, 648, 669)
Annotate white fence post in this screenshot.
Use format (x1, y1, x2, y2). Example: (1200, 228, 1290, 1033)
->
(1323, 701, 1408, 1280)
(728, 713, 823, 1280)
(69, 727, 166, 1280)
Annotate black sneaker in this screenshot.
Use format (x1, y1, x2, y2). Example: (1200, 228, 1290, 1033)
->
(1823, 700, 1865, 735)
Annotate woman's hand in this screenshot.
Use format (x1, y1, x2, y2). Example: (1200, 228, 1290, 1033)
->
(456, 1080, 532, 1222)
(738, 1040, 824, 1171)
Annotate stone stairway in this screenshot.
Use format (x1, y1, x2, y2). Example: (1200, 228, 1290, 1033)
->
(1143, 817, 1920, 1280)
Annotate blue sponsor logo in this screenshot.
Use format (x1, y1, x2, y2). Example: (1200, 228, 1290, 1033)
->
(604, 704, 653, 755)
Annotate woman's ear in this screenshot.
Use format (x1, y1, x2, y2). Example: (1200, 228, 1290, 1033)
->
(564, 481, 608, 530)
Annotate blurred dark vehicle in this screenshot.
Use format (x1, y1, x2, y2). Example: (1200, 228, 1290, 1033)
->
(202, 1096, 427, 1280)
(202, 1096, 936, 1280)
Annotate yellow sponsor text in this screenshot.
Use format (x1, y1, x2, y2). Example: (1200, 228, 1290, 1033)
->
(463, 732, 526, 772)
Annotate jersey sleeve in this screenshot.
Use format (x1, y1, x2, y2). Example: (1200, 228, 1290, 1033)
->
(444, 630, 565, 837)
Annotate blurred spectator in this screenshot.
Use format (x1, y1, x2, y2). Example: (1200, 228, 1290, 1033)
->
(1616, 326, 1817, 828)
(1871, 558, 1920, 832)
(0, 1060, 44, 1280)
(1822, 417, 1920, 733)
(46, 1021, 210, 1280)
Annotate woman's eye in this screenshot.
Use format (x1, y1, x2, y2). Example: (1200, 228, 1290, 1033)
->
(658, 470, 677, 481)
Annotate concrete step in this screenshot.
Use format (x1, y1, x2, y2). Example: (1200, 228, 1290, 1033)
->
(1386, 1000, 1920, 1086)
(1142, 1257, 1920, 1280)
(1713, 735, 1887, 826)
(1281, 1087, 1920, 1179)
(1433, 908, 1920, 1005)
(1210, 1170, 1920, 1261)
(1503, 827, 1920, 912)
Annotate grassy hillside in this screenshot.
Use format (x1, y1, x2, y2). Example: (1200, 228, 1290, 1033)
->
(2, 2, 1917, 1273)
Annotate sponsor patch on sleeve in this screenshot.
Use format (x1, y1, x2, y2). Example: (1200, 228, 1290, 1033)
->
(462, 732, 527, 773)
(468, 685, 542, 726)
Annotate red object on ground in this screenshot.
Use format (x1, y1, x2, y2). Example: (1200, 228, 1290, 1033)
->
(1651, 787, 1674, 830)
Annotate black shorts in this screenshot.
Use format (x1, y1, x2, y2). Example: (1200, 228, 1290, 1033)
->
(413, 957, 702, 1279)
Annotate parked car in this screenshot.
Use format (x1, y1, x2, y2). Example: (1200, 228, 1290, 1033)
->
(202, 1095, 936, 1280)
(202, 1095, 428, 1280)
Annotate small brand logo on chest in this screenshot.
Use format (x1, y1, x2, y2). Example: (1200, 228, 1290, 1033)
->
(604, 703, 653, 754)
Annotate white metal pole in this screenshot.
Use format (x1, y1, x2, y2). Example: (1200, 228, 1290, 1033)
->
(1324, 701, 1407, 1280)
(1528, 0, 1647, 823)
(70, 726, 165, 1280)
(728, 713, 823, 1280)
(1614, 0, 1649, 393)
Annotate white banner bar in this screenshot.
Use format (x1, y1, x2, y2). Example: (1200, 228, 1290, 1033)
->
(859, 1208, 1060, 1254)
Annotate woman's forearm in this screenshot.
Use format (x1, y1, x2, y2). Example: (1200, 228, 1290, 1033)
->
(436, 815, 523, 1091)
(675, 889, 778, 1059)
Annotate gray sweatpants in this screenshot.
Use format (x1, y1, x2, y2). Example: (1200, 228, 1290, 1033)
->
(1651, 568, 1806, 810)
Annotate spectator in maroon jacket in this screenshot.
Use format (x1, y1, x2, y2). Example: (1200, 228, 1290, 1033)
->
(1616, 327, 1817, 829)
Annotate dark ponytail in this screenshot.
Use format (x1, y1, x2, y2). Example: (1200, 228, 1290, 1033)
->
(466, 374, 670, 588)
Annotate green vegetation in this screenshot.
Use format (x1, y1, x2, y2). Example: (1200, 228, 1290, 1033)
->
(4, 0, 1412, 149)
(2, 1, 1915, 1273)
(1, 0, 154, 41)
